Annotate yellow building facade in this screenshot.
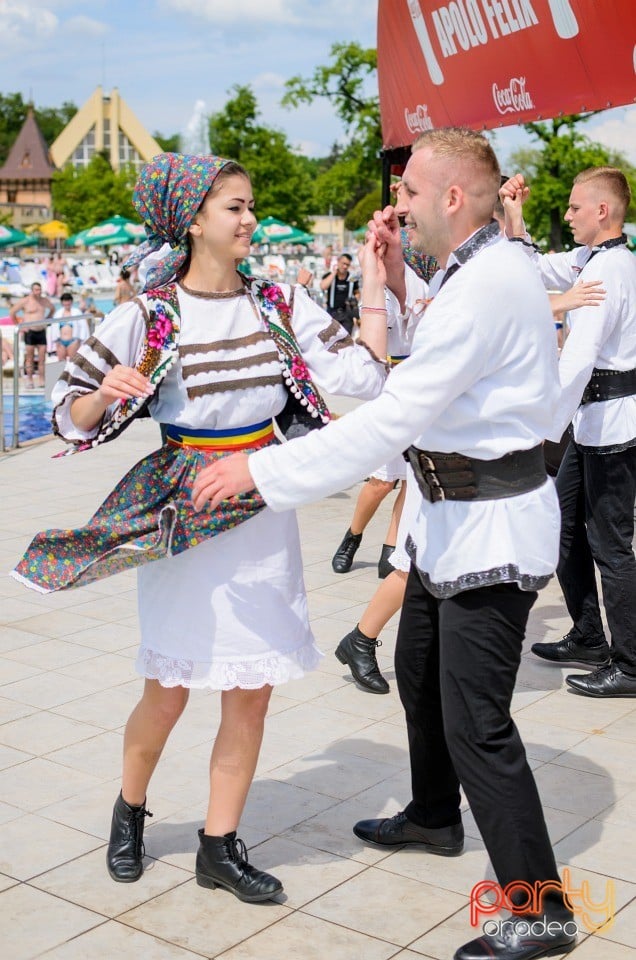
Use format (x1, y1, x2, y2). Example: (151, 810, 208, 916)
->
(50, 86, 162, 173)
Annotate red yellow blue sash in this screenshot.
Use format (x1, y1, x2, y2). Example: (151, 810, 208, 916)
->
(164, 419, 275, 451)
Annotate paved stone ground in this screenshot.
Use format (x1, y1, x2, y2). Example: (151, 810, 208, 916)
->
(0, 415, 635, 960)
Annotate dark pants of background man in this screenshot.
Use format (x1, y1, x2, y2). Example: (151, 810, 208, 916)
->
(396, 571, 566, 909)
(556, 440, 636, 675)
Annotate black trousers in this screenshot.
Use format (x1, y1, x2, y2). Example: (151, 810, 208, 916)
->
(396, 570, 563, 898)
(556, 440, 636, 673)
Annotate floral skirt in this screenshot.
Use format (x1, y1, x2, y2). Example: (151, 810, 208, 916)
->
(12, 444, 266, 594)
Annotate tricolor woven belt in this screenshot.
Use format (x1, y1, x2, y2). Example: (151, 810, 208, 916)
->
(164, 419, 275, 451)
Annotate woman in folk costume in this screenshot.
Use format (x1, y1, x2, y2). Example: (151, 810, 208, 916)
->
(12, 154, 389, 900)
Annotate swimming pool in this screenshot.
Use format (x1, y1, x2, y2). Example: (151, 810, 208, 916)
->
(2, 393, 53, 444)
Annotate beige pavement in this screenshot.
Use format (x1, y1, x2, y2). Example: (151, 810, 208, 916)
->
(0, 417, 635, 959)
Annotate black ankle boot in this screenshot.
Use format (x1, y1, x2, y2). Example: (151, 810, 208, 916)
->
(378, 544, 396, 579)
(107, 791, 153, 882)
(335, 626, 390, 694)
(332, 528, 363, 573)
(195, 829, 283, 902)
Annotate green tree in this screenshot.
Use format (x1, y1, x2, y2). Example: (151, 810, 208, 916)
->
(153, 132, 180, 153)
(282, 43, 382, 216)
(0, 93, 77, 165)
(209, 85, 314, 229)
(344, 186, 383, 231)
(51, 154, 137, 232)
(511, 116, 636, 249)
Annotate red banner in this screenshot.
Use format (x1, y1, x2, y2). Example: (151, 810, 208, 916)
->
(378, 0, 636, 149)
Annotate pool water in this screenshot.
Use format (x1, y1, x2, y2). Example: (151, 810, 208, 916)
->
(2, 393, 53, 444)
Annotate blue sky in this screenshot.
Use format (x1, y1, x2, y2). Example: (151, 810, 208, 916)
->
(1, 0, 635, 168)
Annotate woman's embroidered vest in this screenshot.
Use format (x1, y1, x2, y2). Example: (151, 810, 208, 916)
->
(70, 277, 331, 452)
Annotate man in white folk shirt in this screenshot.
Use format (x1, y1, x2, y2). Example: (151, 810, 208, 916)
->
(192, 128, 576, 960)
(501, 168, 636, 698)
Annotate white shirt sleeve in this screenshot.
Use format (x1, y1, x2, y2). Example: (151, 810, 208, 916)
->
(288, 284, 387, 400)
(249, 279, 486, 512)
(52, 300, 147, 442)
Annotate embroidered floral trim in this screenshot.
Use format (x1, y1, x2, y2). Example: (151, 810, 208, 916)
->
(405, 536, 552, 598)
(248, 277, 331, 425)
(137, 643, 322, 690)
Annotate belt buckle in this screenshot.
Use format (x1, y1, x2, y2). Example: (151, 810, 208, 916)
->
(419, 453, 445, 503)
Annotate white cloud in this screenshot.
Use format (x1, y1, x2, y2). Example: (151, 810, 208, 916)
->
(160, 0, 301, 25)
(66, 15, 110, 37)
(252, 73, 286, 92)
(0, 1, 58, 49)
(159, 0, 376, 29)
(588, 107, 636, 165)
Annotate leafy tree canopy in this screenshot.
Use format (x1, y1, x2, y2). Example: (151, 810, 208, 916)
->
(51, 154, 137, 233)
(154, 132, 180, 153)
(510, 117, 636, 249)
(0, 92, 77, 166)
(281, 43, 382, 217)
(209, 84, 314, 230)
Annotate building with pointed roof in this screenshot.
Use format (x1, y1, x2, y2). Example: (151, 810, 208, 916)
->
(0, 107, 57, 228)
(50, 86, 162, 173)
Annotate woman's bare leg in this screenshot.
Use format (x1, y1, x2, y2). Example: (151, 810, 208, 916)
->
(350, 478, 395, 536)
(121, 679, 189, 805)
(358, 569, 408, 638)
(383, 481, 406, 548)
(205, 685, 272, 836)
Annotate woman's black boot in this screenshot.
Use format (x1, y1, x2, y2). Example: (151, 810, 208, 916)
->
(106, 791, 153, 882)
(195, 828, 283, 902)
(378, 543, 396, 579)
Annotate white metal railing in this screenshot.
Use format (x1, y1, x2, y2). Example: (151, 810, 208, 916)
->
(1, 313, 96, 452)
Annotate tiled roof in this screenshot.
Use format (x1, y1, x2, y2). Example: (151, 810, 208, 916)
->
(0, 108, 57, 180)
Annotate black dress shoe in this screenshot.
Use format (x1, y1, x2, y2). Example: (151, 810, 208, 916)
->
(566, 662, 636, 697)
(453, 913, 576, 959)
(196, 829, 283, 902)
(353, 810, 464, 855)
(531, 631, 610, 667)
(107, 791, 153, 882)
(332, 528, 362, 573)
(378, 543, 396, 579)
(335, 626, 390, 694)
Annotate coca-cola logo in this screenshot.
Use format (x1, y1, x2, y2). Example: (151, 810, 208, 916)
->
(404, 104, 434, 134)
(492, 77, 534, 115)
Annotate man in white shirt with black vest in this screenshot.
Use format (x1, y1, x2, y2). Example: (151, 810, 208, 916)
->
(501, 168, 636, 698)
(192, 128, 576, 960)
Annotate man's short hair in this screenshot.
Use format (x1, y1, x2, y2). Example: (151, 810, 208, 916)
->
(339, 253, 352, 262)
(573, 166, 631, 221)
(60, 292, 73, 302)
(411, 127, 501, 219)
(31, 282, 41, 290)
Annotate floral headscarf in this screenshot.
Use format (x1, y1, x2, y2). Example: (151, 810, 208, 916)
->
(125, 153, 232, 290)
(400, 227, 438, 284)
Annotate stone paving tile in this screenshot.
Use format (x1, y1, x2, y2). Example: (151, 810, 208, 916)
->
(303, 865, 466, 946)
(31, 845, 193, 917)
(0, 812, 104, 880)
(217, 911, 399, 960)
(0, 883, 104, 960)
(119, 879, 291, 957)
(38, 921, 205, 959)
(1, 423, 635, 959)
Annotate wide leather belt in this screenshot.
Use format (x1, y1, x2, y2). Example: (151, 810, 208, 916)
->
(580, 367, 636, 404)
(404, 445, 547, 503)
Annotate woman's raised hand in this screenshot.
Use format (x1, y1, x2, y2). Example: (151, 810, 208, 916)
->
(98, 365, 155, 405)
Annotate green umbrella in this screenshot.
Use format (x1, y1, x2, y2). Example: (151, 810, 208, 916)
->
(252, 216, 313, 245)
(0, 224, 31, 248)
(72, 215, 146, 247)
